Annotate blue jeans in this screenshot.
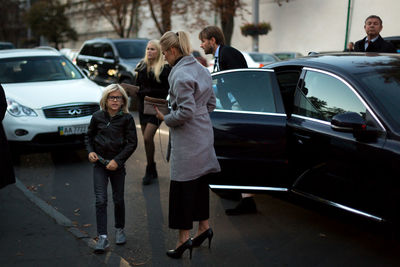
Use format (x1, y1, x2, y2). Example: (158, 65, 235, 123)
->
(93, 164, 126, 235)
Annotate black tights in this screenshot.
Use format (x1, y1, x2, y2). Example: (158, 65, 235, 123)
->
(141, 123, 158, 164)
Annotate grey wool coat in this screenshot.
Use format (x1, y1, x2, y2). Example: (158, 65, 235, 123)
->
(164, 55, 221, 182)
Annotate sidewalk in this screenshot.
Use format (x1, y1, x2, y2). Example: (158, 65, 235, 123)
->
(0, 179, 130, 267)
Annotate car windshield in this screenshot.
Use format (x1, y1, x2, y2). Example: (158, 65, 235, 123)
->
(357, 71, 400, 132)
(249, 53, 277, 63)
(0, 56, 83, 83)
(115, 41, 147, 59)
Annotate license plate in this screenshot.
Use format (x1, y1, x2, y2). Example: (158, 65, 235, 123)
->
(59, 124, 88, 136)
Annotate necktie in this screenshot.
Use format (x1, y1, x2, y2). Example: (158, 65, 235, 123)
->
(366, 40, 371, 50)
(213, 56, 219, 72)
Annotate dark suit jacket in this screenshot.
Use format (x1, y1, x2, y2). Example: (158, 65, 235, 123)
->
(0, 84, 15, 189)
(218, 45, 248, 71)
(354, 35, 397, 53)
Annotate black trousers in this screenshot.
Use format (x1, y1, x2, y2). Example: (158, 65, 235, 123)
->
(168, 174, 211, 230)
(93, 164, 126, 235)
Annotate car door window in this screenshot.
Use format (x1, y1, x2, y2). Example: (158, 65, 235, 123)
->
(212, 70, 276, 113)
(92, 43, 103, 58)
(102, 44, 114, 57)
(79, 44, 93, 56)
(293, 70, 366, 121)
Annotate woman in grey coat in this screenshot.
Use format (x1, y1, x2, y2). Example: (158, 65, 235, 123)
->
(155, 31, 220, 259)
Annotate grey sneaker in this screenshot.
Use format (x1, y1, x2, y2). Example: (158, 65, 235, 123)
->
(94, 236, 110, 254)
(115, 228, 126, 245)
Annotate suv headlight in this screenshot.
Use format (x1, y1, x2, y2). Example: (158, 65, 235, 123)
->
(6, 98, 37, 117)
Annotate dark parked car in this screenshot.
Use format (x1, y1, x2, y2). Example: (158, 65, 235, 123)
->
(76, 38, 148, 86)
(384, 36, 400, 53)
(0, 42, 15, 50)
(209, 53, 400, 223)
(192, 50, 208, 67)
(273, 51, 303, 60)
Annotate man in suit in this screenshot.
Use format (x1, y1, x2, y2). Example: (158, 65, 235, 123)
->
(199, 26, 248, 72)
(344, 41, 354, 52)
(354, 15, 396, 53)
(198, 26, 257, 216)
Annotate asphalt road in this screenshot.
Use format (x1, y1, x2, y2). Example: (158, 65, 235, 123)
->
(13, 113, 400, 266)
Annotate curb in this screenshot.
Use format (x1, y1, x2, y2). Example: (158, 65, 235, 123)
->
(15, 178, 131, 267)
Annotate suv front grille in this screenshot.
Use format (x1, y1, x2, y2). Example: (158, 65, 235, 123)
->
(43, 104, 99, 118)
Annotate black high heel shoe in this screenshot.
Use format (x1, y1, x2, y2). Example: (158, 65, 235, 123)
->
(166, 238, 193, 259)
(192, 228, 213, 248)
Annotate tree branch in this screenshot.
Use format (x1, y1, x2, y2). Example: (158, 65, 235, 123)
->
(147, 0, 164, 35)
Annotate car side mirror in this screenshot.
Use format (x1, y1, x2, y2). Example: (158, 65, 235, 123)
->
(103, 52, 115, 59)
(331, 112, 379, 141)
(331, 112, 366, 132)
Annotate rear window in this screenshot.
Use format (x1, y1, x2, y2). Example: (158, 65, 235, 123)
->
(212, 70, 277, 113)
(0, 56, 84, 83)
(115, 41, 147, 59)
(357, 71, 400, 132)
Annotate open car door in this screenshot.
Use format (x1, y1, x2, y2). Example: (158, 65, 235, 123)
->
(209, 69, 289, 193)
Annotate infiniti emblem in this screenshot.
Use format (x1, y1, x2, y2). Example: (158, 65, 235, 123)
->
(68, 108, 82, 115)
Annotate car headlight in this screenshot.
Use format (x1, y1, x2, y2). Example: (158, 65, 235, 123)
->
(6, 98, 37, 117)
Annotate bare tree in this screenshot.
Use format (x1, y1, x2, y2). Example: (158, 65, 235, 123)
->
(0, 0, 25, 47)
(146, 0, 216, 36)
(212, 0, 290, 46)
(86, 0, 141, 38)
(25, 0, 77, 49)
(212, 0, 245, 46)
(147, 0, 172, 35)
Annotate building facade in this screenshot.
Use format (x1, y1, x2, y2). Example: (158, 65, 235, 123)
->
(64, 0, 400, 57)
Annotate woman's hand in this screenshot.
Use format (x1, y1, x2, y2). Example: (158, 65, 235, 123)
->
(155, 106, 164, 121)
(106, 159, 118, 171)
(88, 152, 98, 163)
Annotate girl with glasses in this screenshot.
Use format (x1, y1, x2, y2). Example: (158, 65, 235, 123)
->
(87, 84, 138, 253)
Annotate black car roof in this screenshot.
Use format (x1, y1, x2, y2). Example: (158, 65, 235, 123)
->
(267, 52, 400, 77)
(84, 38, 149, 44)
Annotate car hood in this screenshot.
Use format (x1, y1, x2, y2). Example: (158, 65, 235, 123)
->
(2, 79, 103, 109)
(119, 58, 142, 69)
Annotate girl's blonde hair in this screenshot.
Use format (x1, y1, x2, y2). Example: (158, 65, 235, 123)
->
(159, 31, 192, 56)
(143, 40, 165, 83)
(99, 84, 129, 114)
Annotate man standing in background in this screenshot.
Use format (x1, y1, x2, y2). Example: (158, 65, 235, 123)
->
(354, 15, 396, 53)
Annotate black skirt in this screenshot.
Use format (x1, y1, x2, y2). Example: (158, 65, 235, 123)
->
(168, 173, 212, 230)
(138, 111, 162, 126)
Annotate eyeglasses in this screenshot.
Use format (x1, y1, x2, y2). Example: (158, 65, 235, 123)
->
(107, 96, 123, 101)
(162, 48, 170, 56)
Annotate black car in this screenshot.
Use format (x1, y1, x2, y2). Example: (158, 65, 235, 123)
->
(384, 36, 400, 53)
(76, 38, 148, 86)
(0, 42, 15, 50)
(209, 53, 400, 223)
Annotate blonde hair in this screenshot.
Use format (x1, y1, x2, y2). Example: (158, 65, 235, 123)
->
(99, 84, 129, 113)
(143, 40, 165, 82)
(159, 31, 192, 56)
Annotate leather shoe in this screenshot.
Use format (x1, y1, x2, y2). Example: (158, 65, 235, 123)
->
(225, 197, 257, 216)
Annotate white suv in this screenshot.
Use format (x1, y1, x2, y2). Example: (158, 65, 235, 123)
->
(0, 48, 102, 146)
